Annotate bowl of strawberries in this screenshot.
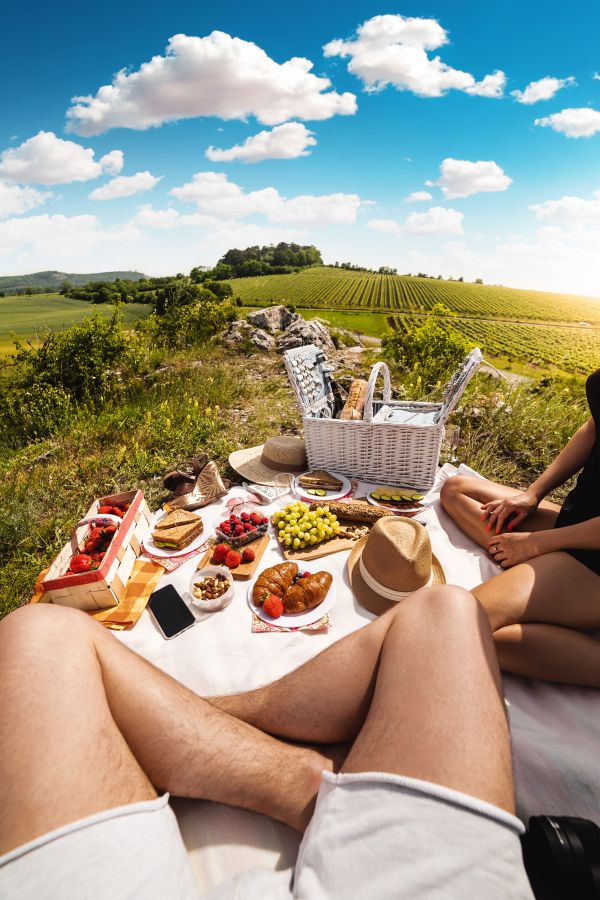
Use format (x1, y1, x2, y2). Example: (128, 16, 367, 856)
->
(215, 505, 268, 548)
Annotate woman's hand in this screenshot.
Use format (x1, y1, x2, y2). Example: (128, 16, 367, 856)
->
(481, 490, 539, 534)
(488, 531, 542, 568)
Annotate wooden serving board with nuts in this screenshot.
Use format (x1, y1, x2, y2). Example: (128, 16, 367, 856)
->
(196, 534, 270, 580)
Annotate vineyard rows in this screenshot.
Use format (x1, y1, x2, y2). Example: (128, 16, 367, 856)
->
(233, 267, 600, 326)
(391, 315, 600, 374)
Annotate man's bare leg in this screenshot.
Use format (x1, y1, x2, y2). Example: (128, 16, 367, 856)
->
(342, 587, 514, 811)
(0, 604, 330, 855)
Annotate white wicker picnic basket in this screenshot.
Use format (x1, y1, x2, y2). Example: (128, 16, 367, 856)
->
(284, 345, 482, 490)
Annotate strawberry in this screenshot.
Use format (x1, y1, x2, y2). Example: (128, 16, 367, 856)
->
(241, 547, 255, 562)
(69, 554, 93, 574)
(212, 542, 230, 564)
(263, 595, 284, 618)
(224, 549, 242, 569)
(98, 505, 113, 514)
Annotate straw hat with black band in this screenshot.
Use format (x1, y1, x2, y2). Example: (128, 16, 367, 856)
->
(229, 436, 308, 487)
(348, 517, 445, 617)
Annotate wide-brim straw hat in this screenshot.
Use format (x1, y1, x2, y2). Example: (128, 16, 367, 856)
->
(348, 516, 445, 617)
(229, 435, 308, 487)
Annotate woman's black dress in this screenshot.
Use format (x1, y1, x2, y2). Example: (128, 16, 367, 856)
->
(554, 368, 600, 576)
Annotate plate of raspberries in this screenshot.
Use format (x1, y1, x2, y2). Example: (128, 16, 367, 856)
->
(215, 507, 269, 548)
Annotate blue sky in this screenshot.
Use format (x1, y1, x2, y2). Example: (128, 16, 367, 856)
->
(3, 1, 600, 294)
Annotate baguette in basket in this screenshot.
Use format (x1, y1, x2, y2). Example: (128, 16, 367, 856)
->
(309, 500, 394, 524)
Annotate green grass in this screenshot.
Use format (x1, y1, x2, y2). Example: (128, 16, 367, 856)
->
(0, 294, 151, 355)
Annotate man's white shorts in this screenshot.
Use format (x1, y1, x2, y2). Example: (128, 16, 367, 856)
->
(0, 771, 534, 899)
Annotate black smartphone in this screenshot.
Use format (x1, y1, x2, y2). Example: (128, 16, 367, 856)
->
(148, 584, 196, 640)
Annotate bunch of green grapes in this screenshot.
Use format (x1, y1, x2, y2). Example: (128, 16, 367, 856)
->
(272, 501, 340, 550)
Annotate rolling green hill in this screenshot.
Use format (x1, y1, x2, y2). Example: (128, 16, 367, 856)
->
(231, 266, 600, 326)
(0, 270, 147, 294)
(0, 294, 151, 355)
(233, 266, 600, 373)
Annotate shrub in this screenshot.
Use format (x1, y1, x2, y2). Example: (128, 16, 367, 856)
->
(383, 303, 470, 386)
(10, 309, 132, 404)
(0, 380, 72, 445)
(140, 298, 236, 349)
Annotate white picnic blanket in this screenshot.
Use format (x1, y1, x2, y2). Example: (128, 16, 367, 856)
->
(117, 464, 600, 894)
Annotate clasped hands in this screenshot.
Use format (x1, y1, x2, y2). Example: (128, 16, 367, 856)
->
(481, 490, 541, 568)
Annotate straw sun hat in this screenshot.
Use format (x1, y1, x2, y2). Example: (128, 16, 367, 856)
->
(348, 517, 445, 617)
(229, 435, 308, 487)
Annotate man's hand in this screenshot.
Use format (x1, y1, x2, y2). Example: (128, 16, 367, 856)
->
(488, 531, 542, 568)
(480, 490, 539, 535)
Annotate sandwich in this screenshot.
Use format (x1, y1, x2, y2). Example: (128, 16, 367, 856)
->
(152, 510, 204, 550)
(298, 469, 343, 492)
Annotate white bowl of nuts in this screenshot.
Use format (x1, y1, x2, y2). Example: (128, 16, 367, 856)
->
(190, 566, 234, 612)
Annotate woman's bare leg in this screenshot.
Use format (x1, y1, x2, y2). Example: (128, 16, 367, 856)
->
(0, 604, 330, 853)
(472, 552, 600, 686)
(440, 475, 559, 550)
(494, 623, 600, 686)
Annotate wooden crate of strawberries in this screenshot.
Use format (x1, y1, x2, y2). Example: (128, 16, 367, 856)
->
(41, 490, 152, 611)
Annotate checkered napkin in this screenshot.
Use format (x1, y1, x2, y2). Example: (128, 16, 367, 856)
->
(30, 559, 164, 631)
(251, 612, 330, 633)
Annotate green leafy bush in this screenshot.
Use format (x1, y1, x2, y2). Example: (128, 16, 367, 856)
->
(10, 309, 132, 403)
(0, 381, 72, 446)
(383, 303, 471, 386)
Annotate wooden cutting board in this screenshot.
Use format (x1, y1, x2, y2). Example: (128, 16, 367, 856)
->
(196, 533, 270, 580)
(279, 533, 367, 562)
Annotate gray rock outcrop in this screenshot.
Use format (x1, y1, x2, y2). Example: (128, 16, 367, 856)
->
(275, 317, 336, 353)
(247, 305, 301, 333)
(222, 319, 276, 352)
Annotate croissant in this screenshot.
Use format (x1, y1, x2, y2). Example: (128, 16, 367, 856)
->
(253, 562, 298, 605)
(283, 571, 332, 614)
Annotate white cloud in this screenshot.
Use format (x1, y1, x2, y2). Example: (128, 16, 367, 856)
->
(367, 218, 402, 234)
(405, 190, 433, 203)
(89, 171, 162, 201)
(511, 76, 575, 104)
(431, 158, 512, 198)
(0, 213, 138, 260)
(99, 149, 124, 175)
(403, 206, 464, 235)
(0, 181, 50, 218)
(323, 14, 505, 99)
(594, 72, 600, 81)
(131, 204, 181, 229)
(535, 107, 600, 138)
(206, 123, 316, 163)
(0, 131, 123, 185)
(66, 31, 357, 135)
(530, 189, 600, 223)
(170, 171, 363, 224)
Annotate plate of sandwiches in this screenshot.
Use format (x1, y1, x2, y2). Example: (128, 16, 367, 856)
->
(293, 469, 351, 502)
(247, 560, 336, 627)
(145, 509, 206, 557)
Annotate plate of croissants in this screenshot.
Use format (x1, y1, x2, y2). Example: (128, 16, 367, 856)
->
(247, 560, 336, 627)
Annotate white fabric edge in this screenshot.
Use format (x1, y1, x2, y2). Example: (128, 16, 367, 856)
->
(0, 793, 170, 868)
(322, 771, 525, 834)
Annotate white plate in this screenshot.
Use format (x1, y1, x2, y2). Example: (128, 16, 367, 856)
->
(144, 512, 207, 558)
(293, 470, 351, 502)
(247, 560, 336, 628)
(366, 486, 431, 515)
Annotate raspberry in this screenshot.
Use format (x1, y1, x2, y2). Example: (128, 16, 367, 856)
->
(234, 525, 244, 536)
(224, 549, 242, 569)
(263, 595, 284, 618)
(301, 571, 311, 578)
(241, 547, 255, 562)
(212, 543, 230, 564)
